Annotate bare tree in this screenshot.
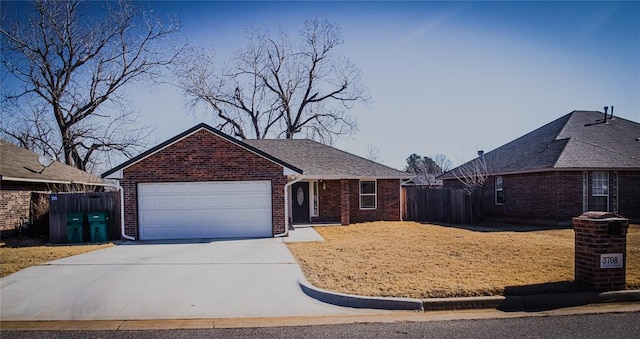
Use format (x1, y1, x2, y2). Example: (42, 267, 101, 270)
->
(365, 142, 380, 162)
(452, 154, 489, 195)
(173, 18, 369, 143)
(1, 0, 180, 171)
(405, 153, 452, 186)
(433, 153, 452, 173)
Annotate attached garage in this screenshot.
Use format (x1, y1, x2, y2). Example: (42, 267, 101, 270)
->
(101, 124, 299, 241)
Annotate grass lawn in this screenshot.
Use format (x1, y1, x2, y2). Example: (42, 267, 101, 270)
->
(0, 237, 114, 278)
(287, 221, 640, 298)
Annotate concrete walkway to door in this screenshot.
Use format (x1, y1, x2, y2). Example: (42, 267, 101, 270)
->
(0, 235, 379, 321)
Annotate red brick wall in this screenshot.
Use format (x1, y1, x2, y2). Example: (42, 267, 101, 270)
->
(618, 171, 640, 220)
(480, 172, 583, 223)
(444, 170, 640, 224)
(310, 179, 401, 224)
(121, 129, 287, 239)
(349, 179, 401, 223)
(311, 180, 341, 223)
(0, 190, 31, 231)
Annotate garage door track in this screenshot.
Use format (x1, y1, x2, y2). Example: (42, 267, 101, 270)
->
(0, 238, 368, 321)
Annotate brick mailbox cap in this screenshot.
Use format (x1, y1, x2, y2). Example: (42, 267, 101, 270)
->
(578, 211, 625, 219)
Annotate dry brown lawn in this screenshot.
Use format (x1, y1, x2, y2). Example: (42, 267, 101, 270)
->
(0, 237, 114, 278)
(287, 221, 640, 298)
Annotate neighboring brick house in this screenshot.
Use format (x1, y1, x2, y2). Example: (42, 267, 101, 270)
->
(0, 140, 104, 232)
(102, 123, 412, 240)
(439, 110, 640, 225)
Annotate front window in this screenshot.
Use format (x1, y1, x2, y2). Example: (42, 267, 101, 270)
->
(360, 180, 377, 209)
(592, 171, 609, 211)
(495, 176, 504, 205)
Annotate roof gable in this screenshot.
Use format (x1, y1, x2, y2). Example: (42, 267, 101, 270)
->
(440, 110, 640, 179)
(101, 123, 302, 178)
(0, 140, 104, 186)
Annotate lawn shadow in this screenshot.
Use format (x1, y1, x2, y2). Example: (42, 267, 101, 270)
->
(418, 221, 571, 233)
(0, 236, 48, 248)
(498, 281, 600, 312)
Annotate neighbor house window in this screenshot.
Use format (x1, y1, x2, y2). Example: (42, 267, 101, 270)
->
(495, 176, 504, 205)
(312, 181, 319, 217)
(360, 180, 377, 209)
(592, 171, 609, 211)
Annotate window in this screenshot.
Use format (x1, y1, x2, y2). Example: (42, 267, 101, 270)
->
(360, 181, 377, 209)
(495, 176, 504, 205)
(312, 181, 319, 217)
(592, 172, 609, 211)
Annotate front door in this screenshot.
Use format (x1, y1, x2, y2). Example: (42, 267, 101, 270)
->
(292, 182, 310, 224)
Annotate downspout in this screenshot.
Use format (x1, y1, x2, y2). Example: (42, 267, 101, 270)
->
(104, 180, 135, 241)
(275, 175, 304, 237)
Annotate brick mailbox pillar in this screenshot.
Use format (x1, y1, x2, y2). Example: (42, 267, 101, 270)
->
(573, 212, 629, 290)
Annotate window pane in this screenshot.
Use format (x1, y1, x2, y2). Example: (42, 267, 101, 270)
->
(495, 176, 503, 190)
(592, 172, 608, 196)
(361, 195, 376, 209)
(361, 181, 376, 194)
(496, 190, 504, 204)
(593, 196, 608, 212)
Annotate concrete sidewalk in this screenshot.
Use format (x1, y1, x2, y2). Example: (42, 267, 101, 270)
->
(0, 237, 380, 321)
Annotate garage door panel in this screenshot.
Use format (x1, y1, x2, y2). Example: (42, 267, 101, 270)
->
(138, 181, 272, 240)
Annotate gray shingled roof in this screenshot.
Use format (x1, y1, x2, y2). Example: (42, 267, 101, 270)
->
(1, 140, 104, 186)
(244, 139, 412, 179)
(439, 111, 640, 179)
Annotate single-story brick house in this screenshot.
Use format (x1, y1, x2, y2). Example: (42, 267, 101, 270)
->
(439, 110, 640, 225)
(102, 123, 412, 240)
(0, 139, 105, 232)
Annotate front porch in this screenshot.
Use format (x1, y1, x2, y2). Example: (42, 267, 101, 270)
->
(286, 178, 402, 227)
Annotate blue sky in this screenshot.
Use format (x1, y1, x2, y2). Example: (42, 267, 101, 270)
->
(5, 1, 640, 170)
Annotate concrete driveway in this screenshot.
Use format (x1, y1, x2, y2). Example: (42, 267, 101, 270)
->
(0, 237, 375, 321)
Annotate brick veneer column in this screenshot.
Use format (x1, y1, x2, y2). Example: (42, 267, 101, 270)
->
(573, 215, 629, 290)
(340, 179, 350, 225)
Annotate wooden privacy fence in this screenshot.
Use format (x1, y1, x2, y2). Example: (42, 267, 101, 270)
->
(49, 191, 121, 243)
(402, 187, 471, 224)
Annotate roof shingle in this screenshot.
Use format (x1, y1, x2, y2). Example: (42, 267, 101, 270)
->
(244, 139, 411, 179)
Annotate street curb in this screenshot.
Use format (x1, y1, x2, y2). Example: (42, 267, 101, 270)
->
(299, 279, 424, 311)
(299, 279, 640, 312)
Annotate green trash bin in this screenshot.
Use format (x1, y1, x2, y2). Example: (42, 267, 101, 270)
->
(88, 212, 109, 243)
(66, 213, 84, 244)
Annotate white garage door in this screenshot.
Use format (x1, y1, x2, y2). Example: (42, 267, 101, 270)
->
(138, 181, 272, 240)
